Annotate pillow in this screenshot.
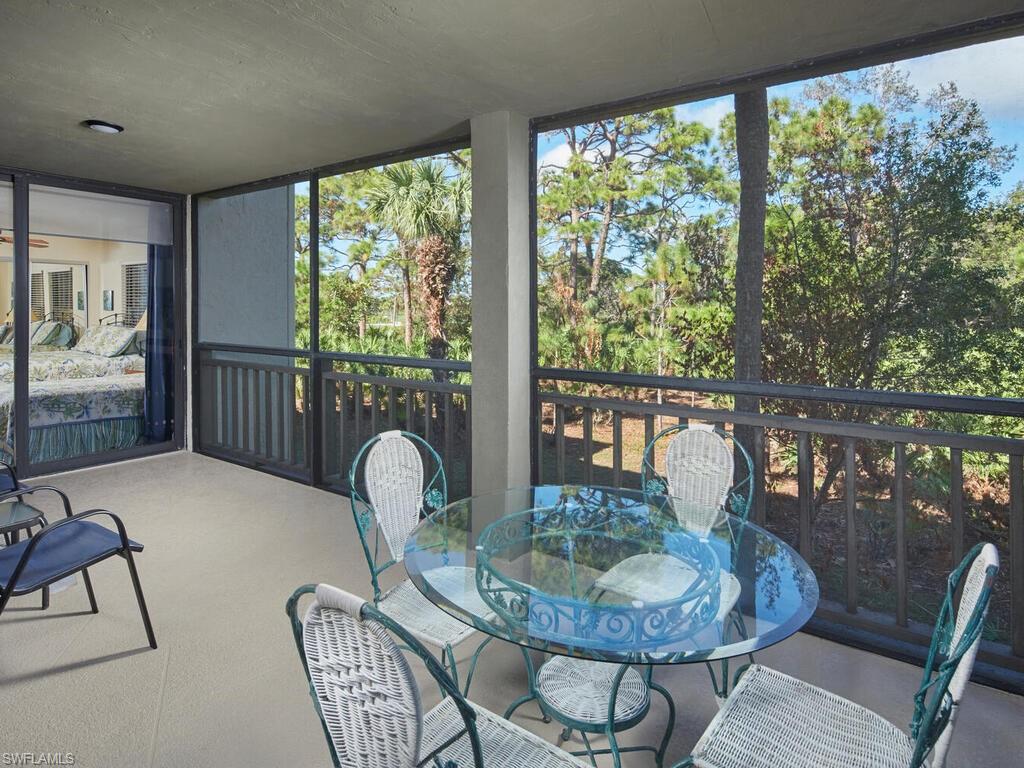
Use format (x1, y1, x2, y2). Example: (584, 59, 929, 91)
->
(31, 321, 62, 346)
(74, 325, 138, 357)
(3, 320, 43, 347)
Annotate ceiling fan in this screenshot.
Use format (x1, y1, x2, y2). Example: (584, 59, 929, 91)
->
(0, 230, 49, 248)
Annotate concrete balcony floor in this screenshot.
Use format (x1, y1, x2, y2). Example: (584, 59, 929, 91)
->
(2, 452, 1021, 767)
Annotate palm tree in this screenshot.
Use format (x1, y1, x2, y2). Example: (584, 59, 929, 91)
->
(366, 159, 469, 360)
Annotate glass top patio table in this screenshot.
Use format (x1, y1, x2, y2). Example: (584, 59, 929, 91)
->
(404, 485, 819, 665)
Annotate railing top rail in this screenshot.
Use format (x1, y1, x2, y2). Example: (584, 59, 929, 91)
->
(536, 366, 1024, 418)
(323, 369, 470, 395)
(196, 341, 471, 373)
(200, 357, 309, 376)
(540, 391, 1024, 455)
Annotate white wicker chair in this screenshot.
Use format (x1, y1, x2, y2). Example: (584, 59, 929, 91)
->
(593, 425, 743, 621)
(287, 583, 593, 768)
(349, 430, 490, 693)
(674, 543, 1000, 768)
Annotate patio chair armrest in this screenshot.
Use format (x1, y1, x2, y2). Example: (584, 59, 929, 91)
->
(0, 483, 73, 516)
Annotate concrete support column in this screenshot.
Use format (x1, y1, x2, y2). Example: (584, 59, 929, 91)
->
(470, 111, 531, 494)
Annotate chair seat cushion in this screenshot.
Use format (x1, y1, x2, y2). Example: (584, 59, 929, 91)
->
(595, 553, 741, 622)
(690, 665, 919, 768)
(377, 579, 477, 649)
(537, 656, 650, 726)
(421, 696, 592, 767)
(0, 519, 142, 593)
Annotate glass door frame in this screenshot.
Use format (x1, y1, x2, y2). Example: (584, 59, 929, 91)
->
(2, 165, 187, 477)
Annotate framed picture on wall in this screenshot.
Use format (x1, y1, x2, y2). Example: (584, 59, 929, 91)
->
(102, 290, 114, 311)
(77, 291, 85, 311)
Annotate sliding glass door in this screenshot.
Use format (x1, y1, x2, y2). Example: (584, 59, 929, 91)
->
(0, 177, 17, 467)
(0, 171, 183, 476)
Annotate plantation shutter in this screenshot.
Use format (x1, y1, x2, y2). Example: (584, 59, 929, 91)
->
(49, 269, 73, 322)
(122, 262, 148, 326)
(30, 272, 44, 319)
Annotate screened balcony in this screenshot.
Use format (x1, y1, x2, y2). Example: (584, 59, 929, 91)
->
(2, 2, 1024, 767)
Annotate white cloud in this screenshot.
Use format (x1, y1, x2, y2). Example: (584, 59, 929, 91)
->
(538, 142, 600, 169)
(674, 96, 732, 130)
(899, 36, 1024, 119)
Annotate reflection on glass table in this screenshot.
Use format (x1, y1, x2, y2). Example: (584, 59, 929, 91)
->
(405, 485, 819, 666)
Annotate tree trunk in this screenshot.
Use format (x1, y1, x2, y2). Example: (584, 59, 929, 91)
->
(402, 263, 413, 349)
(733, 88, 769, 489)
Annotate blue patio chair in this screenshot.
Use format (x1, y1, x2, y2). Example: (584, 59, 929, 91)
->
(348, 430, 491, 695)
(0, 465, 76, 611)
(0, 506, 157, 649)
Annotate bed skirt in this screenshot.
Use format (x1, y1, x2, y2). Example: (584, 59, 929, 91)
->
(2, 416, 145, 464)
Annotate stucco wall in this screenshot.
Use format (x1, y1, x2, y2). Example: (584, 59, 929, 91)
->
(195, 186, 296, 348)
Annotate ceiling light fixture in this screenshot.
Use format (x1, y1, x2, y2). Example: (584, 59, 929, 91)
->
(83, 119, 124, 134)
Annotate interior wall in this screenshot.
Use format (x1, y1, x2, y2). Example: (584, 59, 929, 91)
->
(0, 235, 148, 328)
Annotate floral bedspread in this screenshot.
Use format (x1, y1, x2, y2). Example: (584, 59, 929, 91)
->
(0, 374, 145, 444)
(0, 351, 145, 383)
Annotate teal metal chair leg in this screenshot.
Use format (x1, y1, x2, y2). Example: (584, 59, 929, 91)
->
(579, 731, 599, 767)
(650, 679, 677, 768)
(504, 646, 543, 721)
(442, 642, 460, 694)
(461, 634, 492, 696)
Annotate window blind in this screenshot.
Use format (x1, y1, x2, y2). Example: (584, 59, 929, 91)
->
(30, 272, 44, 320)
(122, 262, 148, 326)
(48, 269, 74, 322)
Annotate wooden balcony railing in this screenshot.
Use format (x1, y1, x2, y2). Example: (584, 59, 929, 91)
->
(534, 373, 1024, 692)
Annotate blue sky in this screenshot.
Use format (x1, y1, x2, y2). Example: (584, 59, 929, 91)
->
(539, 35, 1024, 194)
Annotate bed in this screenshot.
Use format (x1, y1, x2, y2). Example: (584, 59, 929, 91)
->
(0, 324, 149, 464)
(0, 374, 146, 464)
(0, 349, 144, 383)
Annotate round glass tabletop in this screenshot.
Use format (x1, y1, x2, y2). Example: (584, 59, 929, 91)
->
(404, 485, 819, 665)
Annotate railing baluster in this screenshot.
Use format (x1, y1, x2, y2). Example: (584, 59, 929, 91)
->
(353, 382, 363, 450)
(301, 372, 311, 470)
(1010, 453, 1024, 657)
(370, 385, 379, 437)
(644, 414, 655, 455)
(444, 392, 454, 481)
(555, 404, 566, 484)
(320, 375, 330, 478)
(465, 393, 472, 494)
(894, 443, 908, 627)
(797, 432, 813, 558)
(845, 437, 858, 614)
(752, 426, 766, 526)
(583, 407, 594, 485)
(338, 380, 347, 480)
(424, 391, 434, 446)
(536, 400, 544, 485)
(216, 368, 226, 448)
(950, 447, 964, 566)
(388, 387, 398, 431)
(612, 410, 623, 487)
(263, 370, 273, 459)
(405, 388, 415, 432)
(241, 367, 251, 454)
(280, 372, 290, 465)
(230, 366, 240, 450)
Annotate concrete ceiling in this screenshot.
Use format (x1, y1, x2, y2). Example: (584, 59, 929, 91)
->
(1, 1, 1021, 194)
